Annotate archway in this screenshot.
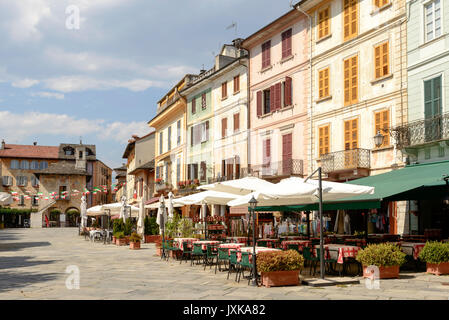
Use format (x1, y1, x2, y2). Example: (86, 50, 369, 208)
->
(66, 207, 80, 227)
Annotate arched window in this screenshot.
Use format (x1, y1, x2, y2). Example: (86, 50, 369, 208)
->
(86, 148, 94, 156)
(39, 161, 48, 170)
(20, 160, 29, 170)
(10, 160, 19, 169)
(64, 147, 75, 156)
(30, 160, 39, 170)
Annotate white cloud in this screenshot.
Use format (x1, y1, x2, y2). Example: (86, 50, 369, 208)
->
(0, 111, 150, 144)
(31, 91, 64, 99)
(12, 78, 40, 88)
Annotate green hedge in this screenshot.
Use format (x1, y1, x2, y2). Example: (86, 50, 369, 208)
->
(257, 250, 304, 273)
(419, 242, 449, 264)
(0, 208, 37, 215)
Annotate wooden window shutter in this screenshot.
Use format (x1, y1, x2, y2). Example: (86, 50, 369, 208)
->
(274, 83, 280, 110)
(257, 91, 263, 116)
(205, 121, 209, 141)
(344, 119, 358, 150)
(190, 126, 194, 146)
(343, 0, 358, 42)
(234, 75, 240, 93)
(344, 56, 358, 106)
(192, 98, 196, 114)
(318, 8, 330, 39)
(266, 139, 271, 158)
(319, 68, 330, 99)
(374, 42, 389, 79)
(202, 93, 207, 109)
(233, 113, 240, 132)
(319, 125, 330, 156)
(282, 29, 292, 58)
(200, 161, 206, 181)
(222, 118, 227, 138)
(269, 86, 275, 112)
(222, 82, 227, 98)
(375, 110, 390, 147)
(284, 77, 292, 106)
(262, 41, 271, 69)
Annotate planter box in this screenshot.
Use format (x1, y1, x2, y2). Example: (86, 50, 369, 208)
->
(116, 238, 127, 246)
(426, 262, 449, 276)
(130, 242, 141, 250)
(145, 235, 161, 243)
(125, 236, 130, 245)
(112, 236, 116, 244)
(260, 270, 300, 288)
(363, 265, 400, 279)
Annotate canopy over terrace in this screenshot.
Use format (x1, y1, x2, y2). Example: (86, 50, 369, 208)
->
(145, 199, 183, 210)
(0, 192, 12, 206)
(173, 190, 239, 206)
(102, 202, 140, 218)
(200, 176, 276, 195)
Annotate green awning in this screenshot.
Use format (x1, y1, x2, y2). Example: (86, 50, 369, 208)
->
(253, 200, 380, 212)
(342, 160, 449, 202)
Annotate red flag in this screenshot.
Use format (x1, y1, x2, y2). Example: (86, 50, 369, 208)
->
(44, 215, 49, 228)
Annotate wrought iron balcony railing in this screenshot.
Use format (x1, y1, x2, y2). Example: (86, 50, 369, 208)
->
(320, 149, 370, 173)
(392, 113, 449, 149)
(207, 168, 250, 184)
(248, 159, 304, 178)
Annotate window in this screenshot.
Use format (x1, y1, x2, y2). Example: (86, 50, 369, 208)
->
(222, 118, 227, 138)
(39, 161, 48, 170)
(344, 55, 358, 106)
(374, 110, 390, 147)
(64, 147, 74, 155)
(374, 41, 389, 79)
(18, 161, 28, 171)
(159, 132, 163, 155)
(319, 125, 330, 156)
(188, 163, 199, 180)
(2, 176, 12, 186)
(16, 176, 28, 187)
(263, 139, 271, 166)
(10, 160, 19, 169)
(374, 0, 390, 8)
(79, 151, 83, 159)
(318, 7, 330, 39)
(192, 98, 196, 114)
(263, 89, 271, 114)
(425, 0, 441, 42)
(234, 75, 240, 93)
(262, 40, 271, 69)
(177, 120, 181, 146)
(201, 93, 207, 109)
(284, 77, 292, 107)
(281, 29, 292, 58)
(343, 0, 358, 42)
(30, 160, 39, 170)
(191, 122, 209, 145)
(319, 67, 330, 99)
(167, 126, 172, 151)
(344, 118, 359, 150)
(233, 113, 240, 132)
(222, 82, 228, 99)
(424, 76, 442, 119)
(31, 175, 39, 187)
(32, 195, 39, 206)
(200, 161, 207, 182)
(19, 195, 25, 206)
(176, 158, 181, 184)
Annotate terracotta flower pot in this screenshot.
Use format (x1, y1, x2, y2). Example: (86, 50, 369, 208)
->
(145, 235, 161, 243)
(112, 236, 116, 244)
(363, 265, 400, 279)
(125, 236, 130, 245)
(116, 238, 127, 246)
(260, 270, 300, 288)
(130, 241, 141, 250)
(426, 262, 449, 276)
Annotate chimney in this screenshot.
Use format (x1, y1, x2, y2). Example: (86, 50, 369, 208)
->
(1, 140, 5, 150)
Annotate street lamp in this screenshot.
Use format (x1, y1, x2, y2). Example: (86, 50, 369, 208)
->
(160, 200, 166, 260)
(249, 196, 258, 286)
(374, 130, 385, 148)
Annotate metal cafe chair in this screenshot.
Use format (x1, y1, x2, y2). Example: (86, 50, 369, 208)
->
(227, 250, 240, 282)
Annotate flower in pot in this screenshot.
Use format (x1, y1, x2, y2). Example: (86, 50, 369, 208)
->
(356, 243, 407, 279)
(419, 241, 449, 276)
(129, 232, 142, 250)
(256, 250, 304, 288)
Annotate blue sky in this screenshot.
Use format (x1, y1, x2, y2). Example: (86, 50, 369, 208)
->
(0, 0, 294, 169)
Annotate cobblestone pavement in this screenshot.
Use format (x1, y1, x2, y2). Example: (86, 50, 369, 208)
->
(0, 228, 448, 300)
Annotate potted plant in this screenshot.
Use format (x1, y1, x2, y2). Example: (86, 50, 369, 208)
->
(256, 250, 304, 288)
(419, 241, 449, 275)
(356, 243, 407, 279)
(144, 216, 160, 243)
(115, 232, 127, 246)
(129, 232, 142, 250)
(113, 219, 125, 244)
(124, 218, 134, 244)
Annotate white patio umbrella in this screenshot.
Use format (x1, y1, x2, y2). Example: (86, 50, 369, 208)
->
(86, 205, 103, 216)
(0, 192, 12, 206)
(227, 177, 374, 207)
(102, 201, 140, 218)
(145, 199, 183, 209)
(173, 190, 239, 206)
(167, 191, 174, 219)
(80, 195, 87, 228)
(200, 176, 276, 195)
(137, 197, 145, 241)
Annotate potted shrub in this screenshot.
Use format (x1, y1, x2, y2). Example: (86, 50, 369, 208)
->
(256, 250, 304, 288)
(115, 232, 127, 246)
(129, 232, 142, 250)
(144, 216, 160, 243)
(113, 219, 125, 244)
(419, 241, 449, 275)
(124, 218, 134, 244)
(356, 243, 407, 279)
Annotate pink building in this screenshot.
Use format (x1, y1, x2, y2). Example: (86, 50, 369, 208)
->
(242, 8, 310, 181)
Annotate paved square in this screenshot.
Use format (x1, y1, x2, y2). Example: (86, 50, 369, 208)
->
(0, 228, 448, 300)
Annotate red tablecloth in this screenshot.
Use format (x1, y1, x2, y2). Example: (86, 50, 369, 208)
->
(314, 244, 362, 264)
(281, 240, 311, 251)
(400, 242, 426, 260)
(218, 243, 244, 256)
(174, 238, 199, 251)
(195, 240, 221, 250)
(226, 237, 248, 244)
(236, 247, 280, 262)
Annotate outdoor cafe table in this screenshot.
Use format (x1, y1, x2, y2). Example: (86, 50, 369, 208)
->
(400, 242, 426, 260)
(218, 243, 244, 256)
(236, 246, 280, 262)
(89, 230, 103, 242)
(281, 240, 311, 251)
(195, 240, 222, 250)
(314, 244, 362, 264)
(226, 237, 248, 244)
(257, 239, 279, 248)
(174, 238, 199, 251)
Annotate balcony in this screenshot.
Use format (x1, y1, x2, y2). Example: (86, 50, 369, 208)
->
(320, 149, 370, 179)
(393, 113, 449, 150)
(155, 181, 172, 193)
(207, 168, 250, 184)
(248, 160, 304, 180)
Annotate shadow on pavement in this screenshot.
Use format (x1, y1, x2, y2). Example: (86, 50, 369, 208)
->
(0, 241, 51, 252)
(0, 256, 58, 270)
(0, 271, 58, 293)
(0, 231, 21, 242)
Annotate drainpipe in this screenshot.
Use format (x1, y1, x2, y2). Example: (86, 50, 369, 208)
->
(293, 4, 313, 176)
